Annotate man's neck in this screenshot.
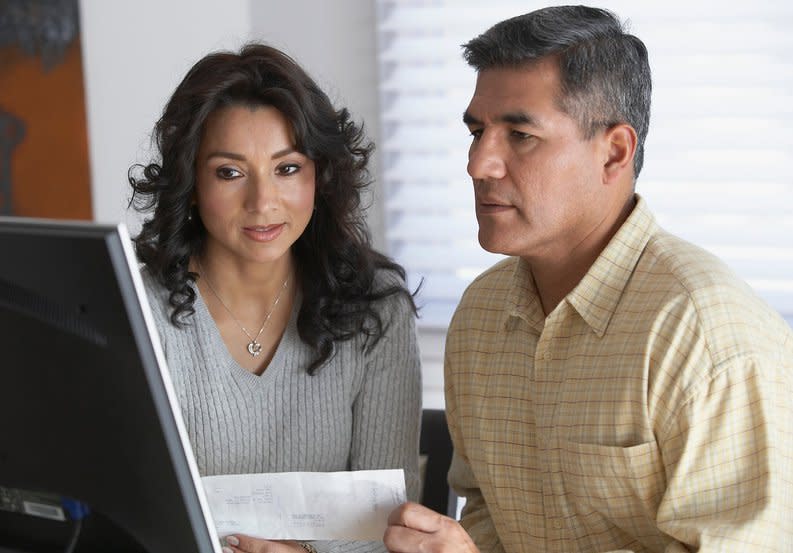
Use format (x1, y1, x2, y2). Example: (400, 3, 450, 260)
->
(529, 195, 636, 317)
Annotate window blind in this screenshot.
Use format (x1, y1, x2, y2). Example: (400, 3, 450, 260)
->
(376, 0, 793, 334)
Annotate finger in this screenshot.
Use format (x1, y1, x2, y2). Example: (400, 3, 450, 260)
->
(384, 521, 475, 553)
(388, 501, 448, 533)
(383, 523, 427, 552)
(225, 534, 281, 553)
(387, 502, 411, 525)
(384, 513, 480, 553)
(388, 502, 412, 525)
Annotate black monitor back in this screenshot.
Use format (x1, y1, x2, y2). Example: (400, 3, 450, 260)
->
(0, 217, 220, 553)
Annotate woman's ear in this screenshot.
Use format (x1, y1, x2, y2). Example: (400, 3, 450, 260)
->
(602, 123, 637, 184)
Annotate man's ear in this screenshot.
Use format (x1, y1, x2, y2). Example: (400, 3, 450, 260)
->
(602, 123, 637, 184)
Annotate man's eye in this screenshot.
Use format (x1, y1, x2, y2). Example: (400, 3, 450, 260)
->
(469, 129, 483, 140)
(216, 167, 242, 179)
(511, 130, 533, 140)
(277, 163, 300, 176)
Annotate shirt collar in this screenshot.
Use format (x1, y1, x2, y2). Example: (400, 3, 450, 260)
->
(566, 194, 657, 337)
(501, 194, 657, 336)
(504, 256, 546, 333)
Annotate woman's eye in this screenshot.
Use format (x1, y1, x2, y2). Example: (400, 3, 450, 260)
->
(216, 167, 242, 179)
(277, 163, 300, 176)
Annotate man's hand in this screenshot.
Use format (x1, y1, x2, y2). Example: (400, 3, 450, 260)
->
(222, 535, 305, 553)
(383, 502, 479, 553)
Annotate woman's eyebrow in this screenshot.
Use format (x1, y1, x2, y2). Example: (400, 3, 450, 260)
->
(205, 151, 245, 161)
(203, 147, 300, 161)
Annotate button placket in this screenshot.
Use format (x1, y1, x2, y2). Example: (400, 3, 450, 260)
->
(537, 309, 570, 550)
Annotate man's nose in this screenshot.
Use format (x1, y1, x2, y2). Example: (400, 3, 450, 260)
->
(467, 133, 507, 180)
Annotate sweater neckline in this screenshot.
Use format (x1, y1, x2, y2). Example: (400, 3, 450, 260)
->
(192, 282, 301, 387)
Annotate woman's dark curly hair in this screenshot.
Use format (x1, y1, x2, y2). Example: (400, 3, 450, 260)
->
(129, 43, 417, 374)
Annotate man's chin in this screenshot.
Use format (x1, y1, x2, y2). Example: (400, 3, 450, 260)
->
(477, 232, 512, 256)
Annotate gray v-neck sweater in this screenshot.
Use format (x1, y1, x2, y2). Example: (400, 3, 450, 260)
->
(142, 269, 422, 553)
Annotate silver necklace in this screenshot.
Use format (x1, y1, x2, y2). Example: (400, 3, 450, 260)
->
(197, 261, 289, 357)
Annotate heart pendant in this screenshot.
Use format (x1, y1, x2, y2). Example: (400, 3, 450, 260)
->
(247, 340, 263, 357)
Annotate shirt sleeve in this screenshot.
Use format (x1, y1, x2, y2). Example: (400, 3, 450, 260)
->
(447, 450, 506, 553)
(445, 344, 505, 553)
(655, 356, 793, 551)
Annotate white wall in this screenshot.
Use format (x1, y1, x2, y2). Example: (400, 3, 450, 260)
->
(79, 0, 251, 236)
(79, 0, 384, 248)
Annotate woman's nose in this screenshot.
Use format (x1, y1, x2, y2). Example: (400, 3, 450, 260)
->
(244, 173, 278, 213)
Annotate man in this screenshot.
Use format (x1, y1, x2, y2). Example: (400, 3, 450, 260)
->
(384, 5, 793, 553)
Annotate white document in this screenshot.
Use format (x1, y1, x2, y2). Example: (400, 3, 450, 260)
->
(201, 469, 406, 541)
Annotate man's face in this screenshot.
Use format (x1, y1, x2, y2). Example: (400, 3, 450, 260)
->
(464, 58, 612, 262)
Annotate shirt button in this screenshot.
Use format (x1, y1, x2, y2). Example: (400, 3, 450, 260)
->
(553, 519, 563, 529)
(543, 350, 552, 361)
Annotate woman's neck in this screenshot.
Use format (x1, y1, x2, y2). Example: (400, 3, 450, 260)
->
(192, 250, 295, 315)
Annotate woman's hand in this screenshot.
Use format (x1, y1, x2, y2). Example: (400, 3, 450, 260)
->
(383, 502, 479, 553)
(222, 535, 307, 553)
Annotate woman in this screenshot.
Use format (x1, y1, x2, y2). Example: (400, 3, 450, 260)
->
(129, 44, 422, 553)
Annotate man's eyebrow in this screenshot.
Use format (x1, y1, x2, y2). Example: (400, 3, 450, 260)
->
(501, 111, 541, 128)
(462, 110, 542, 128)
(462, 111, 480, 126)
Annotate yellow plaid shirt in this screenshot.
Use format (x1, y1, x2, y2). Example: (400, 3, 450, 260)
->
(445, 196, 793, 552)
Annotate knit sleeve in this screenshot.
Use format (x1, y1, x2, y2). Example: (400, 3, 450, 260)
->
(313, 280, 422, 553)
(352, 281, 422, 500)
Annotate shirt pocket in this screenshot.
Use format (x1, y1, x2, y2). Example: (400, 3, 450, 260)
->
(559, 439, 666, 530)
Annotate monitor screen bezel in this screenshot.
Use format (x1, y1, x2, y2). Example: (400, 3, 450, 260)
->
(0, 216, 222, 553)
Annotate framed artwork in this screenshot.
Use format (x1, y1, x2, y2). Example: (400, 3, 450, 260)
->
(0, 0, 92, 219)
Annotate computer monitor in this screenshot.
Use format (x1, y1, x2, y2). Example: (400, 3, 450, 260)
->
(0, 217, 221, 553)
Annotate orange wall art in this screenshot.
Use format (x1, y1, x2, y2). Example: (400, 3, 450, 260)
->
(0, 0, 92, 219)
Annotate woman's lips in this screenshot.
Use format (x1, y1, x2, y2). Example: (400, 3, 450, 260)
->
(242, 223, 285, 242)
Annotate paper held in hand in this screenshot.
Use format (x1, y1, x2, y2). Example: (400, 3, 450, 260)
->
(201, 469, 406, 541)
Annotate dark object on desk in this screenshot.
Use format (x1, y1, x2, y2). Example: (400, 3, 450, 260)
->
(0, 217, 221, 553)
(0, 507, 144, 553)
(419, 409, 457, 517)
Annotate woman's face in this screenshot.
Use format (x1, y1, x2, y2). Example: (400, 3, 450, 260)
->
(194, 104, 316, 268)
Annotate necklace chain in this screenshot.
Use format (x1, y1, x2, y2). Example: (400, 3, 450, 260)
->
(197, 260, 289, 357)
